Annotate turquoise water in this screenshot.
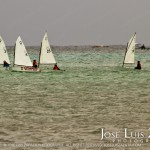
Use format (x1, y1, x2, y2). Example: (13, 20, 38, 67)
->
(0, 46, 150, 150)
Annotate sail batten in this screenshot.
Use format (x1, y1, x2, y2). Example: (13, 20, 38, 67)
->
(39, 32, 56, 64)
(123, 33, 136, 65)
(14, 36, 32, 66)
(0, 36, 10, 64)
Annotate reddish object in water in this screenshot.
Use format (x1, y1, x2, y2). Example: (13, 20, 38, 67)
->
(53, 64, 60, 70)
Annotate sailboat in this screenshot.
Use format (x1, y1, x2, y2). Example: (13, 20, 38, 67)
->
(12, 36, 40, 72)
(0, 36, 10, 67)
(38, 32, 56, 68)
(122, 32, 136, 67)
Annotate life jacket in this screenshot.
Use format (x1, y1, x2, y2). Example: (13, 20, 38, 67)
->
(53, 65, 60, 70)
(135, 63, 141, 69)
(33, 61, 37, 67)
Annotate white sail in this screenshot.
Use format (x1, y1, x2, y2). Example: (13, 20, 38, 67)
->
(39, 32, 56, 64)
(123, 33, 136, 64)
(0, 36, 10, 64)
(14, 36, 32, 66)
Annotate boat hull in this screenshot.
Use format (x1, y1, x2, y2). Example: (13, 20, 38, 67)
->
(11, 66, 41, 72)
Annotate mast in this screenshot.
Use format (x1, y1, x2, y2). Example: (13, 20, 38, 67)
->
(13, 43, 16, 67)
(38, 42, 42, 68)
(122, 43, 128, 67)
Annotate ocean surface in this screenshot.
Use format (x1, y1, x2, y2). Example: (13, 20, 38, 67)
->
(0, 46, 150, 150)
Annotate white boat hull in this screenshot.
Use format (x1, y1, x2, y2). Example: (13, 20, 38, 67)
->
(11, 66, 41, 72)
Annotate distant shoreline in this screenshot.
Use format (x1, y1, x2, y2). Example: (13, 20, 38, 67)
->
(6, 45, 150, 50)
(6, 45, 126, 47)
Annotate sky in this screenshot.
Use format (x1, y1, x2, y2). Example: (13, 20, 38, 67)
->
(0, 0, 150, 46)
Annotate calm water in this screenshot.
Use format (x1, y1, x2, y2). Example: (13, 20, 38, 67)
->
(0, 46, 150, 150)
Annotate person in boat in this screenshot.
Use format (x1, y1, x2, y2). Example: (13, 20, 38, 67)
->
(3, 60, 9, 68)
(135, 61, 141, 70)
(33, 59, 38, 68)
(53, 63, 60, 70)
(141, 44, 146, 50)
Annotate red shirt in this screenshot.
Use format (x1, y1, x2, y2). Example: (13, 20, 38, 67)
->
(53, 65, 60, 70)
(33, 60, 37, 67)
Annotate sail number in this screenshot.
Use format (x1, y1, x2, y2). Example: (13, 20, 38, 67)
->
(47, 48, 51, 53)
(3, 48, 6, 53)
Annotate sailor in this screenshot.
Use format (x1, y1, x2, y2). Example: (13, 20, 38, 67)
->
(141, 44, 146, 50)
(33, 60, 38, 68)
(53, 63, 60, 70)
(3, 60, 9, 68)
(135, 61, 141, 70)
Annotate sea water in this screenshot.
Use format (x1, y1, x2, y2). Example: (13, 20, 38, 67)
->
(0, 46, 150, 150)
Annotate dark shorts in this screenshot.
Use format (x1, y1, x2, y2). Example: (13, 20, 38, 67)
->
(33, 65, 37, 68)
(135, 67, 141, 70)
(4, 64, 9, 68)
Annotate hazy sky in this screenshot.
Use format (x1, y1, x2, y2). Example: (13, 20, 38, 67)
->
(1, 0, 150, 46)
